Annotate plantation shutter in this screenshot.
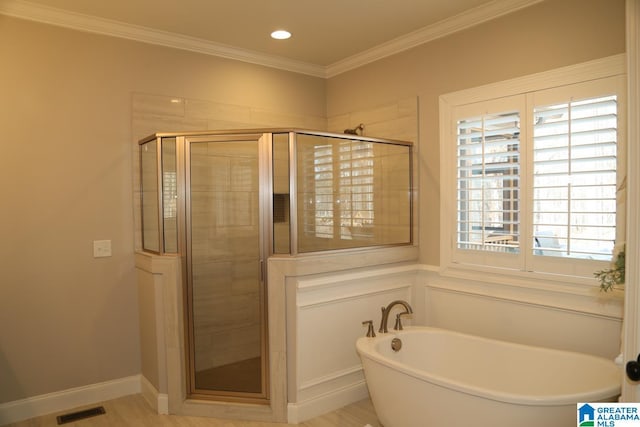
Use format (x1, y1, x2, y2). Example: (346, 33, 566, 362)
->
(532, 95, 617, 261)
(457, 111, 521, 253)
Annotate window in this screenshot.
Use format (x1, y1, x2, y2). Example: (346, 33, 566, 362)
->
(441, 60, 625, 280)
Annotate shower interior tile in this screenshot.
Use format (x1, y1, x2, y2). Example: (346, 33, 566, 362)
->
(397, 97, 419, 117)
(185, 99, 252, 122)
(250, 108, 310, 128)
(327, 96, 418, 143)
(327, 114, 351, 133)
(206, 120, 257, 130)
(133, 114, 207, 137)
(133, 94, 186, 117)
(304, 116, 329, 131)
(350, 104, 401, 126)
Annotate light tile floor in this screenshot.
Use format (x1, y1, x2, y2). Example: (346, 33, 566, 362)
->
(5, 394, 382, 427)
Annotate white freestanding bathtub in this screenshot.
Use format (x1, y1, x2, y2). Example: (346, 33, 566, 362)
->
(356, 326, 620, 427)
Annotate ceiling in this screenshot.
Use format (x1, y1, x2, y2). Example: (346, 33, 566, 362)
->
(0, 0, 541, 77)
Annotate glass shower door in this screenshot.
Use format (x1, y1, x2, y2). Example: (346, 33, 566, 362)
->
(186, 134, 268, 401)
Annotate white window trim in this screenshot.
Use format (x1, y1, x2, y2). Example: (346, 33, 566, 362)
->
(439, 54, 626, 291)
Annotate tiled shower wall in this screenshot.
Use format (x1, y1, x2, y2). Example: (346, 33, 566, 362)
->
(132, 93, 418, 249)
(189, 140, 262, 371)
(132, 91, 418, 376)
(132, 93, 329, 374)
(132, 92, 329, 250)
(327, 97, 418, 143)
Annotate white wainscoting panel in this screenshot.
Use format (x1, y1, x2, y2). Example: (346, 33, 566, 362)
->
(418, 268, 623, 359)
(287, 265, 417, 422)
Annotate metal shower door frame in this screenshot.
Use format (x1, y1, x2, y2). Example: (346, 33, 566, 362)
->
(181, 132, 272, 404)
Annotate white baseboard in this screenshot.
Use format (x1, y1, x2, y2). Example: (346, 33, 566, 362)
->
(140, 375, 169, 415)
(287, 380, 370, 424)
(0, 375, 141, 426)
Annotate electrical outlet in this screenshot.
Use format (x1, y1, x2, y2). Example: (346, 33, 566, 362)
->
(93, 240, 112, 258)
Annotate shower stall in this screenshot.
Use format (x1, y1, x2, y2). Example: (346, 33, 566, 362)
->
(137, 129, 413, 412)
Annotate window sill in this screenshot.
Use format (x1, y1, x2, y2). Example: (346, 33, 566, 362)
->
(429, 263, 623, 320)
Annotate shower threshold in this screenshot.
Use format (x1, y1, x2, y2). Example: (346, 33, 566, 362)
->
(195, 357, 262, 393)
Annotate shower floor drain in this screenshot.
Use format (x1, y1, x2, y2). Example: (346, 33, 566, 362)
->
(56, 406, 106, 424)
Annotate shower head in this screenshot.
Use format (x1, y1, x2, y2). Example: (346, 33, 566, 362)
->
(344, 123, 364, 135)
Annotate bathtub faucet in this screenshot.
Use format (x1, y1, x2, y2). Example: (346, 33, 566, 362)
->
(378, 300, 413, 333)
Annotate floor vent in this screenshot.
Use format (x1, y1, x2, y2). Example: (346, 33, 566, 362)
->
(56, 406, 106, 425)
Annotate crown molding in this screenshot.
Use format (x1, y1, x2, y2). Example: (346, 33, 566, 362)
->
(325, 0, 543, 78)
(0, 0, 327, 77)
(0, 0, 542, 79)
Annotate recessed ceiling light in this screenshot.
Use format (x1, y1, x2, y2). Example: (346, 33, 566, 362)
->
(271, 30, 291, 40)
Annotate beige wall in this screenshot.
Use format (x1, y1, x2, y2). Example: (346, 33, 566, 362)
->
(0, 15, 325, 403)
(326, 0, 626, 265)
